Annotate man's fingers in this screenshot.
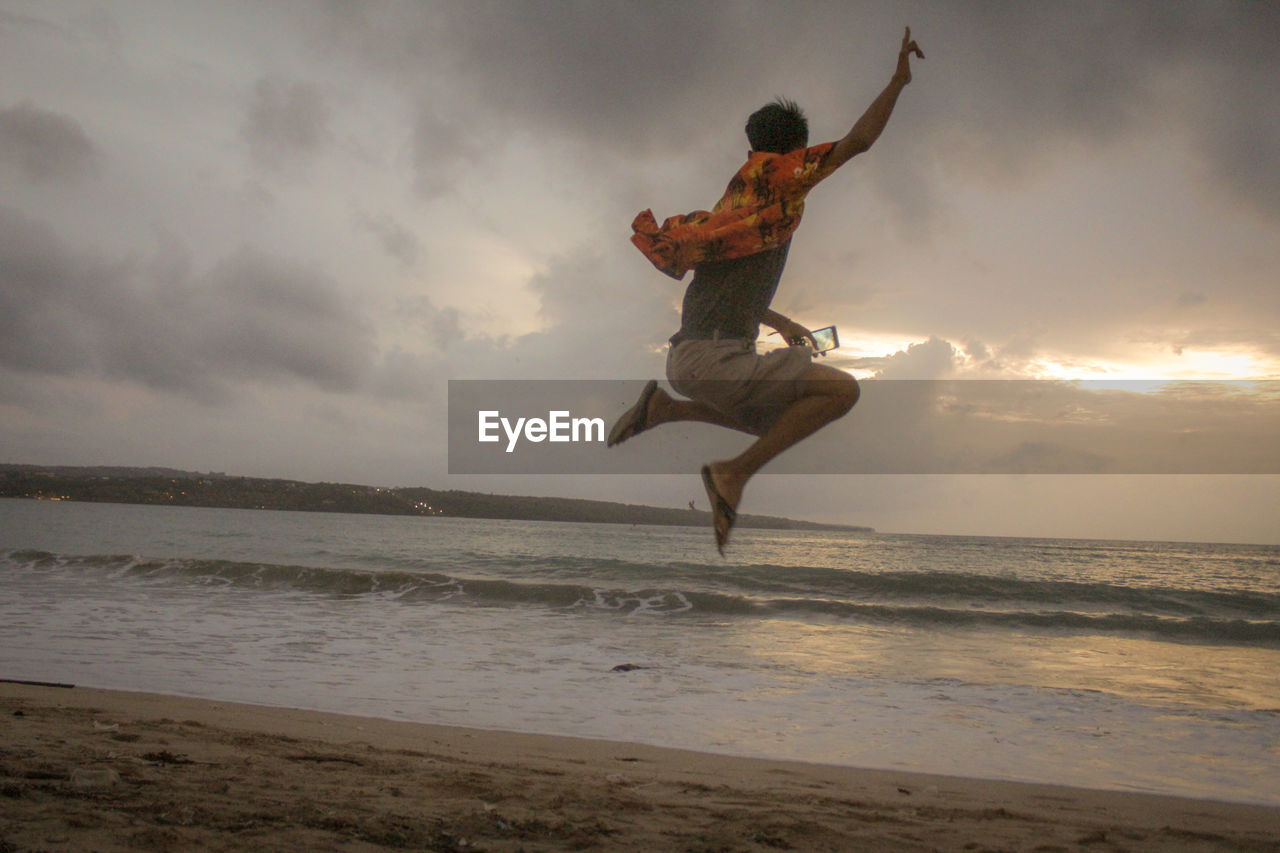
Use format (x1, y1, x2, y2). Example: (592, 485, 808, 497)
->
(900, 27, 924, 61)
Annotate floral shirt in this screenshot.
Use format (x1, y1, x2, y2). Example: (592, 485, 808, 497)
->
(631, 142, 838, 279)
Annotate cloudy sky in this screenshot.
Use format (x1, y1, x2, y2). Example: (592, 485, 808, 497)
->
(2, 1, 1277, 543)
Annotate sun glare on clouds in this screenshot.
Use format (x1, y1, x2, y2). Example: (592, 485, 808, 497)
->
(1028, 346, 1277, 382)
(813, 331, 1279, 382)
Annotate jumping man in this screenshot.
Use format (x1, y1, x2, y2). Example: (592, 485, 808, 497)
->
(609, 28, 924, 553)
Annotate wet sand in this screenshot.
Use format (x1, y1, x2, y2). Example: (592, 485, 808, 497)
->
(2, 682, 1277, 852)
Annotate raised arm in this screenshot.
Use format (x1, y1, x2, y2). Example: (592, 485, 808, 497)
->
(825, 27, 924, 171)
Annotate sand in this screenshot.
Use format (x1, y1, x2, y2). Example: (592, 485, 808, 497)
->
(1, 682, 1277, 852)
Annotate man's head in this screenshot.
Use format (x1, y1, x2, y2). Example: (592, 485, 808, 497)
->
(745, 98, 808, 154)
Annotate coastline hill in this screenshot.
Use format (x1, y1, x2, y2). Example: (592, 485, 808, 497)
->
(0, 464, 872, 533)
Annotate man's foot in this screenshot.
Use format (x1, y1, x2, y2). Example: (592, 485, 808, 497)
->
(608, 380, 659, 447)
(700, 463, 744, 556)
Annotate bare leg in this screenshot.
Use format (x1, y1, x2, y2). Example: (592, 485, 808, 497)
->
(705, 363, 860, 516)
(645, 387, 753, 433)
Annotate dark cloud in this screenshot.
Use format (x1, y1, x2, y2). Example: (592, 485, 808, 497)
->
(1194, 70, 1280, 219)
(431, 2, 729, 147)
(0, 207, 375, 400)
(0, 207, 94, 373)
(299, 1, 1279, 231)
(355, 7, 1263, 148)
(1149, 2, 1280, 218)
(193, 248, 375, 392)
(241, 76, 332, 171)
(0, 102, 99, 183)
(924, 3, 1158, 145)
(354, 212, 421, 267)
(303, 1, 750, 155)
(409, 107, 487, 198)
(917, 2, 1280, 214)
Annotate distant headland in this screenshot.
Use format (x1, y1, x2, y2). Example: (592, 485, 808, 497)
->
(0, 464, 872, 533)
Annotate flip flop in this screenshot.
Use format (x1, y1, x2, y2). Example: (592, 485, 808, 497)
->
(700, 464, 737, 556)
(607, 379, 658, 447)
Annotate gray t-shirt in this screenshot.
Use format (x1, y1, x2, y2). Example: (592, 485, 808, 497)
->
(669, 242, 791, 344)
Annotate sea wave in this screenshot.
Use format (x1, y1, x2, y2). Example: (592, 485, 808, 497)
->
(5, 548, 1278, 646)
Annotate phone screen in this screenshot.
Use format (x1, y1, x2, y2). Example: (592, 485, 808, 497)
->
(810, 325, 838, 353)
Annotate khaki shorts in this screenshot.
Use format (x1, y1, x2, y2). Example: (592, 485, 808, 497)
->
(666, 338, 813, 435)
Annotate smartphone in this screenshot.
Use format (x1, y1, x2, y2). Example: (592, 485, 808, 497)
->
(809, 325, 839, 353)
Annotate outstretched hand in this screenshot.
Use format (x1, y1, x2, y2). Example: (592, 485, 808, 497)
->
(895, 27, 925, 85)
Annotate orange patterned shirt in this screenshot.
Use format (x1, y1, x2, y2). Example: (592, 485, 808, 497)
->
(631, 142, 838, 279)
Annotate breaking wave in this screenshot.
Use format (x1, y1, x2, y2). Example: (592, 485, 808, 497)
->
(6, 548, 1278, 647)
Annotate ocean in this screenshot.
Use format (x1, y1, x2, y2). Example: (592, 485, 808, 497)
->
(2, 497, 1277, 806)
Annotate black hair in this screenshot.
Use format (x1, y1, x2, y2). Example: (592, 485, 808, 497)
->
(745, 98, 808, 154)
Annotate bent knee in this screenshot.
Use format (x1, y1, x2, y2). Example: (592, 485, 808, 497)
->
(803, 366, 859, 414)
(833, 375, 860, 414)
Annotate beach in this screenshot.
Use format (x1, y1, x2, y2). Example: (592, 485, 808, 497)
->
(3, 682, 1277, 853)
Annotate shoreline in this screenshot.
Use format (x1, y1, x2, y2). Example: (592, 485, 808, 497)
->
(3, 683, 1277, 852)
(0, 468, 872, 533)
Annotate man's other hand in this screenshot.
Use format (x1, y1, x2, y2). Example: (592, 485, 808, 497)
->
(895, 27, 925, 85)
(780, 319, 817, 350)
